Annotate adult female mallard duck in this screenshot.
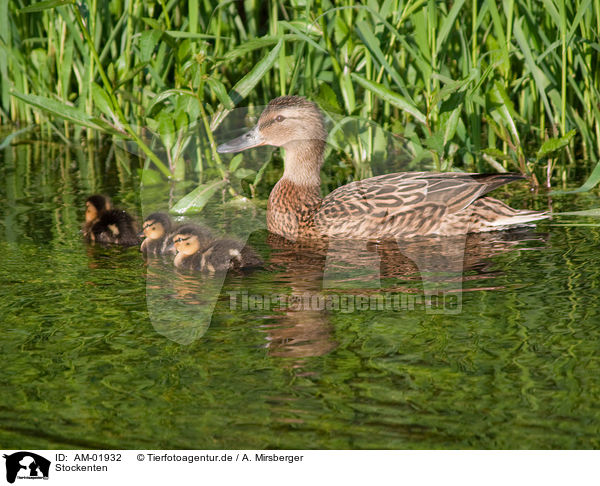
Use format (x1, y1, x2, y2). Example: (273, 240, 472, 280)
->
(168, 225, 262, 273)
(83, 194, 140, 246)
(217, 96, 548, 240)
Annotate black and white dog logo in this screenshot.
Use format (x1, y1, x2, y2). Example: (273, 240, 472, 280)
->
(3, 452, 50, 483)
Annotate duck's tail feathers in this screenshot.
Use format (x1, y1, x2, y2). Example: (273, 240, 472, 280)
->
(486, 209, 550, 228)
(472, 197, 550, 231)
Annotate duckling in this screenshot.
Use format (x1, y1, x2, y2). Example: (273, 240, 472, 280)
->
(83, 194, 140, 246)
(170, 225, 261, 273)
(140, 212, 176, 255)
(217, 96, 549, 240)
(168, 224, 216, 271)
(199, 239, 263, 273)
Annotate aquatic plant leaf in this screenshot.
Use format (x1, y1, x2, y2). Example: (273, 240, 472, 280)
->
(228, 154, 243, 172)
(210, 39, 283, 131)
(139, 30, 162, 63)
(536, 130, 576, 159)
(222, 35, 287, 61)
(278, 21, 327, 53)
(435, 0, 467, 55)
(0, 125, 34, 149)
(551, 160, 600, 194)
(157, 112, 175, 152)
(486, 81, 520, 144)
(554, 208, 600, 217)
(206, 77, 234, 110)
(170, 180, 226, 214)
(355, 20, 404, 89)
(315, 83, 342, 115)
(234, 168, 256, 179)
(91, 83, 115, 119)
(482, 148, 511, 161)
(513, 18, 554, 119)
(137, 168, 164, 186)
(19, 0, 74, 13)
(351, 74, 426, 124)
(10, 91, 105, 131)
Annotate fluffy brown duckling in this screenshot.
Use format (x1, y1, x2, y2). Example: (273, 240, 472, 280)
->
(83, 194, 140, 246)
(167, 224, 215, 271)
(170, 225, 262, 273)
(139, 212, 177, 255)
(199, 239, 263, 273)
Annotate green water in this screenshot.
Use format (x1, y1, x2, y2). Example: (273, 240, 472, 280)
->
(1, 143, 600, 449)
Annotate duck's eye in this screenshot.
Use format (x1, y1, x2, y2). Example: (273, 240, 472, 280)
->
(275, 115, 285, 122)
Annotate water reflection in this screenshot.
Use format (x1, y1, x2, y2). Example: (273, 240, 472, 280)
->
(144, 257, 224, 344)
(240, 229, 547, 359)
(135, 196, 548, 353)
(261, 234, 335, 359)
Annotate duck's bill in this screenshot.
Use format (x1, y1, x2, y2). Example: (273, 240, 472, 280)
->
(217, 127, 265, 153)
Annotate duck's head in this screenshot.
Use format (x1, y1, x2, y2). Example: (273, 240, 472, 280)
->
(167, 224, 214, 256)
(85, 195, 111, 223)
(140, 212, 172, 240)
(217, 96, 327, 153)
(172, 233, 201, 257)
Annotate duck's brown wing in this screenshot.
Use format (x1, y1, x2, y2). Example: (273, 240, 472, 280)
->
(313, 172, 526, 238)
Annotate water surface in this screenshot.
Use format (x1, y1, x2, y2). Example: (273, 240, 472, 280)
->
(1, 143, 600, 449)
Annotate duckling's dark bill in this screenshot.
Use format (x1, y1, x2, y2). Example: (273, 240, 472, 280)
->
(217, 128, 265, 153)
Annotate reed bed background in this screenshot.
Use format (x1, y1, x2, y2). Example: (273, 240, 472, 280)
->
(0, 0, 599, 207)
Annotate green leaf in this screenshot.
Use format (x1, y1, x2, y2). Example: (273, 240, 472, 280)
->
(435, 0, 467, 55)
(486, 81, 520, 144)
(424, 131, 444, 154)
(10, 91, 106, 131)
(339, 72, 356, 114)
(482, 148, 511, 161)
(157, 112, 174, 151)
(315, 83, 343, 115)
(0, 125, 35, 149)
(221, 35, 282, 61)
(351, 74, 426, 124)
(19, 0, 74, 13)
(278, 22, 327, 53)
(234, 168, 256, 179)
(170, 180, 227, 214)
(137, 168, 165, 186)
(513, 18, 554, 120)
(439, 91, 464, 145)
(210, 39, 283, 131)
(147, 89, 196, 112)
(228, 154, 243, 172)
(554, 208, 600, 217)
(355, 20, 404, 89)
(206, 77, 234, 110)
(252, 157, 272, 188)
(164, 31, 221, 39)
(536, 129, 576, 159)
(139, 30, 162, 63)
(551, 160, 600, 194)
(91, 83, 114, 118)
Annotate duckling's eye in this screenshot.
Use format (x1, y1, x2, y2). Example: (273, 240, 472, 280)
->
(275, 115, 285, 122)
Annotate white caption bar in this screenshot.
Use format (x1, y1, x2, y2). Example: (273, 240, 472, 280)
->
(0, 450, 598, 486)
